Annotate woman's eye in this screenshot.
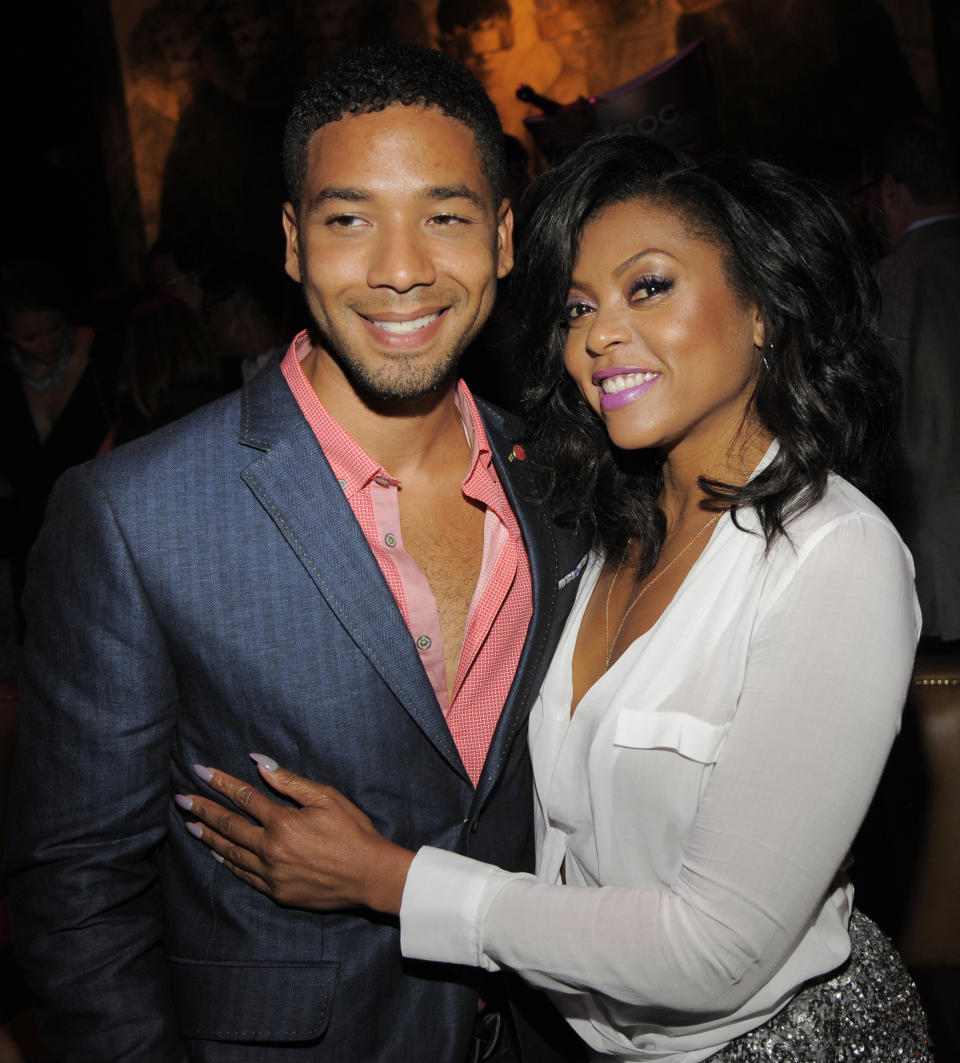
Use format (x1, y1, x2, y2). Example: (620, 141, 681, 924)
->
(562, 301, 593, 325)
(629, 276, 673, 301)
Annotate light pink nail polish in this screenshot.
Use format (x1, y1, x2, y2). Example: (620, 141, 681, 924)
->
(250, 753, 278, 771)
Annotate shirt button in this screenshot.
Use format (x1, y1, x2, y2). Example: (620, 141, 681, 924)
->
(337, 478, 347, 490)
(374, 475, 390, 487)
(384, 532, 397, 548)
(416, 635, 432, 651)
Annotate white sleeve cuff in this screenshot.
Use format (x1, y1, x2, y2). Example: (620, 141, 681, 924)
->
(400, 846, 525, 971)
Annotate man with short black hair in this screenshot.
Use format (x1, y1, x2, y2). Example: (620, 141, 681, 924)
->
(6, 43, 585, 1062)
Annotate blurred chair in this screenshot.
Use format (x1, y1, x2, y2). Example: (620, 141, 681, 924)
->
(899, 653, 960, 1060)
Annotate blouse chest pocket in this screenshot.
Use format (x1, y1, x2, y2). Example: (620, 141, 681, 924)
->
(592, 710, 731, 885)
(613, 710, 729, 764)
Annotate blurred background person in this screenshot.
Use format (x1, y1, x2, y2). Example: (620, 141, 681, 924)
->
(865, 116, 960, 652)
(105, 293, 226, 450)
(0, 261, 119, 641)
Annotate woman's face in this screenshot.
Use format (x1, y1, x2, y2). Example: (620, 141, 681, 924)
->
(562, 198, 765, 466)
(7, 309, 67, 365)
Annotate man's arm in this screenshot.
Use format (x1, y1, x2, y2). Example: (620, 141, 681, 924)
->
(4, 466, 187, 1061)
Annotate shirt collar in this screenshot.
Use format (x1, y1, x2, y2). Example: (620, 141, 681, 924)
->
(896, 213, 960, 245)
(281, 331, 492, 500)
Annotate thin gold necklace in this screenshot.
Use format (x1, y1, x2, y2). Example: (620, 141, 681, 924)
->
(603, 512, 720, 669)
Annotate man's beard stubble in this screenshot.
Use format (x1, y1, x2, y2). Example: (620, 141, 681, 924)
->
(304, 313, 468, 405)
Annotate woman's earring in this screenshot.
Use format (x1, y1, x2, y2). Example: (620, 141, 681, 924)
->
(762, 341, 773, 371)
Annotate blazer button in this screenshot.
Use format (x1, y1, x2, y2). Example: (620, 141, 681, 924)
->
(470, 818, 480, 833)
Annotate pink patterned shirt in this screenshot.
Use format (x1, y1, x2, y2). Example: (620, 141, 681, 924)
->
(282, 333, 532, 785)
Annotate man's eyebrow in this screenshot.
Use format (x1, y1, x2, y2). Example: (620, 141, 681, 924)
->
(304, 184, 485, 213)
(423, 184, 484, 208)
(305, 187, 371, 213)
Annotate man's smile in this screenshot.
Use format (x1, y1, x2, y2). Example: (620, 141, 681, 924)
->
(357, 306, 451, 351)
(364, 310, 442, 335)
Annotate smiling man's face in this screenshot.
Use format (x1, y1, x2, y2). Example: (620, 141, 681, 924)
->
(282, 104, 513, 405)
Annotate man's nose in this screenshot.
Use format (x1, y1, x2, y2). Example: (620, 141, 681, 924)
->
(366, 223, 437, 292)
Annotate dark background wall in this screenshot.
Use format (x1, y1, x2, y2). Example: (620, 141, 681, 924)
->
(1, 0, 957, 300)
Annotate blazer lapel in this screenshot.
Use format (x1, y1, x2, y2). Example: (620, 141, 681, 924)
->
(473, 401, 574, 803)
(237, 364, 466, 776)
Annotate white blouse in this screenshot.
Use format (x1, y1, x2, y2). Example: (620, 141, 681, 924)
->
(400, 470, 921, 1061)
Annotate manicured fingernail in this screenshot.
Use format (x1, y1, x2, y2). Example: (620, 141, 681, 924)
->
(211, 849, 225, 864)
(193, 764, 214, 782)
(174, 794, 193, 811)
(250, 753, 278, 771)
(185, 821, 203, 839)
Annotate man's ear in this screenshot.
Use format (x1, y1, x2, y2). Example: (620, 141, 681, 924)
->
(496, 200, 514, 279)
(282, 203, 302, 283)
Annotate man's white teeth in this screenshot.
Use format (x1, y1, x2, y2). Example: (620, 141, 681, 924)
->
(600, 372, 657, 394)
(372, 312, 439, 334)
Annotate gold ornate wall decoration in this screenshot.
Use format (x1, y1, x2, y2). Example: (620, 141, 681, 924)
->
(108, 0, 936, 258)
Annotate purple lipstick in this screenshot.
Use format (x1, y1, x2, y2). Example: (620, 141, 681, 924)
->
(592, 368, 660, 411)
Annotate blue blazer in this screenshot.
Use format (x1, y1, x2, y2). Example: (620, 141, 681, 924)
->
(5, 360, 586, 1062)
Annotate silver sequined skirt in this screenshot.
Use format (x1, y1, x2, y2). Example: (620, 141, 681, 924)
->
(711, 909, 931, 1061)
